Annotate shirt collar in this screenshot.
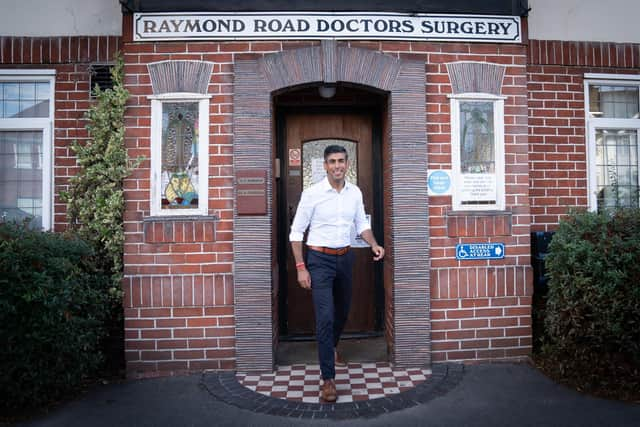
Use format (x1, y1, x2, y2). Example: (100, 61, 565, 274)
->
(321, 176, 351, 192)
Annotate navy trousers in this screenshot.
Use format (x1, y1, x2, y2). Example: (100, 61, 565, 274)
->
(306, 248, 354, 380)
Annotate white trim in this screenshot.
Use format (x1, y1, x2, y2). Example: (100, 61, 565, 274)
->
(586, 120, 597, 211)
(584, 73, 640, 81)
(448, 93, 507, 100)
(447, 60, 507, 66)
(148, 59, 215, 67)
(0, 69, 56, 76)
(42, 124, 52, 230)
(451, 95, 505, 211)
(148, 93, 212, 100)
(0, 118, 51, 128)
(150, 96, 210, 217)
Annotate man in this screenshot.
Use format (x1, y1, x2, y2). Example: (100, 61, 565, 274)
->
(289, 145, 385, 403)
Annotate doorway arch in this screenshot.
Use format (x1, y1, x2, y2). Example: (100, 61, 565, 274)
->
(233, 40, 430, 372)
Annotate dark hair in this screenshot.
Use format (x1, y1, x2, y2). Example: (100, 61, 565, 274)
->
(323, 144, 348, 161)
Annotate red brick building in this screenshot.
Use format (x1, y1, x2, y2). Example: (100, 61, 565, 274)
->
(1, 0, 639, 377)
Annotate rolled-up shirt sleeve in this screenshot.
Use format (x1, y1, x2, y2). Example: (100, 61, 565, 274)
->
(354, 189, 370, 236)
(289, 190, 311, 242)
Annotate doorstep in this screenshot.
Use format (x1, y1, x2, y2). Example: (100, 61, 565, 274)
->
(201, 363, 464, 419)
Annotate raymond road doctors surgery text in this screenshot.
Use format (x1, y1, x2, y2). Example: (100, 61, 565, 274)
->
(139, 17, 516, 37)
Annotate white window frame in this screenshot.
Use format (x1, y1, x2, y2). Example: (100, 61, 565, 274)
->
(450, 93, 506, 211)
(584, 74, 640, 211)
(0, 70, 54, 230)
(149, 93, 210, 217)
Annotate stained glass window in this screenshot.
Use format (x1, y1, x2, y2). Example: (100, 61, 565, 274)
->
(460, 102, 495, 174)
(302, 139, 357, 190)
(160, 102, 199, 209)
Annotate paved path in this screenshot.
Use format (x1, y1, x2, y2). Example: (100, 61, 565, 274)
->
(16, 363, 640, 427)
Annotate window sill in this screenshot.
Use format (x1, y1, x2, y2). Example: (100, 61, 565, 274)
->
(144, 215, 218, 222)
(143, 215, 219, 243)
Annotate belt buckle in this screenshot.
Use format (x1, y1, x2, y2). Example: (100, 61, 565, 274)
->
(336, 246, 349, 255)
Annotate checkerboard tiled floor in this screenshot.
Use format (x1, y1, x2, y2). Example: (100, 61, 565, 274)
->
(237, 362, 432, 403)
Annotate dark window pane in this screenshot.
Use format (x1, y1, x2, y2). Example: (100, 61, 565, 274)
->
(1, 81, 51, 118)
(589, 85, 639, 119)
(460, 101, 495, 173)
(0, 131, 43, 228)
(595, 129, 640, 211)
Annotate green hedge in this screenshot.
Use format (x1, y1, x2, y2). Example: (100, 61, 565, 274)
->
(543, 208, 640, 392)
(0, 222, 112, 412)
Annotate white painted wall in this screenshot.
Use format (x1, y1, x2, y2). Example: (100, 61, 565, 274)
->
(1, 0, 638, 42)
(0, 0, 121, 36)
(528, 0, 640, 43)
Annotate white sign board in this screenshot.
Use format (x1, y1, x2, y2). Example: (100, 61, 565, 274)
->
(311, 158, 326, 184)
(460, 173, 496, 202)
(134, 12, 521, 43)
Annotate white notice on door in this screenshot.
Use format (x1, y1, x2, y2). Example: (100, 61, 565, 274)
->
(311, 158, 326, 184)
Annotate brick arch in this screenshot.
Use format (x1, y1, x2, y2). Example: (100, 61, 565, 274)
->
(233, 41, 430, 372)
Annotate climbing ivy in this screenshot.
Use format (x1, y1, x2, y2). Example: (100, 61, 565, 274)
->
(63, 53, 139, 295)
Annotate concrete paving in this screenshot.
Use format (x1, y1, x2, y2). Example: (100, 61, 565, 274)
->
(15, 363, 640, 427)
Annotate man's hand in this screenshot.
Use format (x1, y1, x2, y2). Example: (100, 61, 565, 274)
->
(297, 268, 311, 289)
(371, 244, 385, 261)
(360, 229, 385, 261)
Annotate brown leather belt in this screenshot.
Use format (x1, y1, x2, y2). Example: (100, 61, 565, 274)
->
(308, 245, 351, 256)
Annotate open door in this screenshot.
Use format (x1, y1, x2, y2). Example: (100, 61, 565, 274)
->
(279, 111, 382, 337)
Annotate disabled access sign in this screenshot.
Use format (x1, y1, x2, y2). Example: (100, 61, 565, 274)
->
(456, 243, 505, 260)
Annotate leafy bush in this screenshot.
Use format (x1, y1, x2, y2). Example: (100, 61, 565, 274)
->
(63, 53, 137, 294)
(61, 54, 135, 387)
(0, 222, 111, 413)
(542, 208, 640, 396)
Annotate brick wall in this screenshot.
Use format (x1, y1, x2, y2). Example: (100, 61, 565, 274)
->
(528, 40, 640, 231)
(121, 39, 260, 376)
(6, 31, 639, 376)
(124, 35, 533, 374)
(1, 32, 534, 373)
(0, 36, 120, 232)
(419, 42, 533, 362)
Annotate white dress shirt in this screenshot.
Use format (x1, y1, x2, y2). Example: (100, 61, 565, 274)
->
(289, 177, 370, 248)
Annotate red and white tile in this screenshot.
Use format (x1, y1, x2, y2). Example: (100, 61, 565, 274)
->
(237, 362, 431, 403)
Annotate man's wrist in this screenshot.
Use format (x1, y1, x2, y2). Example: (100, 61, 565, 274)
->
(295, 262, 306, 270)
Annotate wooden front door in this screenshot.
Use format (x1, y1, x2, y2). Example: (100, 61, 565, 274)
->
(280, 111, 380, 337)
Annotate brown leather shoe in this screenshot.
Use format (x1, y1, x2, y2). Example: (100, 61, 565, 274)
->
(320, 379, 337, 403)
(334, 348, 346, 367)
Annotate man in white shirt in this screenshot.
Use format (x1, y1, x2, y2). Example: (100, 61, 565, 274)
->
(289, 145, 384, 403)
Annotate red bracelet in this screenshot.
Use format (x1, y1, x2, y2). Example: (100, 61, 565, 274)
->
(295, 262, 306, 270)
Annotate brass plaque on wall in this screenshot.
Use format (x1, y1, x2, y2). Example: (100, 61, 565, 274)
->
(237, 169, 268, 215)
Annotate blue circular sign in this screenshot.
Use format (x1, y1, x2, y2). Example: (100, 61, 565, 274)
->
(428, 170, 451, 194)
